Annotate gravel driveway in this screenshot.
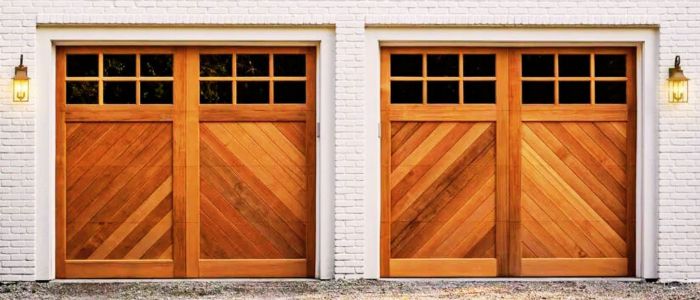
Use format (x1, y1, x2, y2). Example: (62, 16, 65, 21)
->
(0, 280, 698, 299)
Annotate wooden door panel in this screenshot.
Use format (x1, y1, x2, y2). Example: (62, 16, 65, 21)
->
(199, 122, 307, 259)
(520, 121, 629, 276)
(388, 121, 498, 276)
(65, 123, 173, 260)
(198, 121, 311, 277)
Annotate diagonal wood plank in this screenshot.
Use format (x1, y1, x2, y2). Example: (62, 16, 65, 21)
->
(65, 123, 174, 261)
(542, 123, 626, 211)
(393, 149, 495, 257)
(524, 124, 626, 226)
(522, 147, 626, 257)
(390, 122, 459, 187)
(199, 121, 309, 260)
(88, 177, 173, 259)
(205, 123, 306, 219)
(200, 124, 306, 235)
(389, 121, 497, 260)
(521, 121, 630, 260)
(522, 176, 605, 258)
(391, 123, 492, 220)
(391, 122, 441, 169)
(199, 139, 305, 250)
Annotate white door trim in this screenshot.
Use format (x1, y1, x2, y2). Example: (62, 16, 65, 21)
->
(364, 27, 659, 279)
(35, 26, 336, 280)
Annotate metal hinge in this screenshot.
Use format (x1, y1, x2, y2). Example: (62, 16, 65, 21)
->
(378, 122, 381, 139)
(316, 122, 320, 138)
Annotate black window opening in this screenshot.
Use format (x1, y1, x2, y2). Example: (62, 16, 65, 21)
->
(521, 53, 627, 105)
(390, 53, 497, 104)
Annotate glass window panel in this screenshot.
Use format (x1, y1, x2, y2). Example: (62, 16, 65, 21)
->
(595, 55, 626, 77)
(464, 81, 496, 104)
(274, 81, 306, 104)
(559, 81, 591, 104)
(236, 54, 269, 77)
(200, 81, 232, 104)
(103, 55, 136, 77)
(66, 81, 98, 104)
(274, 54, 306, 76)
(200, 55, 232, 77)
(463, 54, 495, 77)
(103, 82, 136, 104)
(141, 82, 173, 104)
(595, 81, 627, 104)
(66, 55, 98, 77)
(559, 55, 590, 77)
(427, 55, 459, 77)
(522, 81, 554, 104)
(522, 54, 554, 77)
(237, 81, 269, 104)
(390, 81, 422, 104)
(390, 55, 422, 77)
(140, 55, 173, 77)
(427, 81, 459, 104)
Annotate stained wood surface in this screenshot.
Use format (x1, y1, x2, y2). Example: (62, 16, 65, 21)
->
(199, 122, 307, 259)
(513, 46, 636, 277)
(390, 121, 497, 260)
(199, 259, 307, 278)
(390, 258, 497, 277)
(65, 123, 174, 261)
(381, 47, 636, 277)
(520, 122, 629, 263)
(521, 258, 627, 276)
(57, 46, 317, 279)
(63, 260, 174, 278)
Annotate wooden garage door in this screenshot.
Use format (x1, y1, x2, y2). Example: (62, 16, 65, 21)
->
(56, 46, 316, 278)
(380, 48, 510, 277)
(380, 47, 636, 277)
(511, 49, 636, 276)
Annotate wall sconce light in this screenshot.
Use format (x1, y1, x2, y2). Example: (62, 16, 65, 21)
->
(668, 55, 689, 103)
(12, 55, 29, 103)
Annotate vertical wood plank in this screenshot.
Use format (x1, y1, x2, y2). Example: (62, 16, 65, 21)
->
(379, 48, 392, 277)
(55, 47, 67, 278)
(185, 47, 201, 277)
(305, 47, 318, 277)
(98, 52, 103, 105)
(232, 53, 237, 105)
(554, 52, 559, 105)
(507, 49, 523, 276)
(422, 53, 427, 104)
(269, 53, 275, 104)
(625, 48, 638, 276)
(590, 52, 596, 104)
(136, 53, 141, 105)
(495, 49, 510, 276)
(172, 48, 188, 277)
(458, 51, 464, 105)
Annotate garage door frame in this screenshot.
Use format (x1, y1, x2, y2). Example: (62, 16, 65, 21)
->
(380, 46, 636, 277)
(365, 27, 659, 279)
(55, 45, 318, 278)
(37, 27, 336, 281)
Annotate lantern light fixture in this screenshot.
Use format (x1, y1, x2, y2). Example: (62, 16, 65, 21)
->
(668, 55, 689, 104)
(12, 55, 29, 103)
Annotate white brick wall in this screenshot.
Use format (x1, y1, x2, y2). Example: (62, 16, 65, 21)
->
(334, 20, 366, 278)
(0, 0, 699, 281)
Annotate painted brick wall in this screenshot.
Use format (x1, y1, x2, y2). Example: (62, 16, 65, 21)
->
(0, 0, 699, 281)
